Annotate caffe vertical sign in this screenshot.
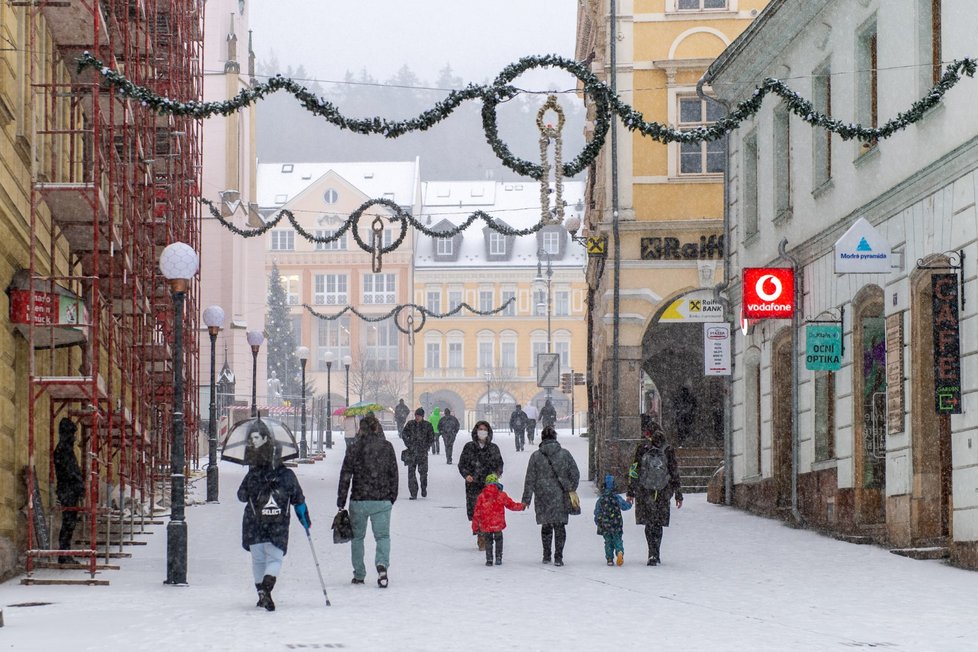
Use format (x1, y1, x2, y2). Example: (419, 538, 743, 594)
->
(932, 274, 961, 414)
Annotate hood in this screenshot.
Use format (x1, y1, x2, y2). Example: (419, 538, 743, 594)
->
(483, 482, 503, 495)
(538, 438, 562, 457)
(57, 418, 77, 446)
(604, 473, 616, 491)
(470, 420, 494, 443)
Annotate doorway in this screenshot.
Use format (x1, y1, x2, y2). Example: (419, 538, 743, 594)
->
(771, 328, 793, 510)
(852, 286, 886, 525)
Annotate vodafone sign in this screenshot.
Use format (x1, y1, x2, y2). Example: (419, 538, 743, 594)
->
(742, 267, 795, 319)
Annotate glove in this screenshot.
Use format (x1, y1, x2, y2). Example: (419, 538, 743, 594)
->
(295, 502, 311, 529)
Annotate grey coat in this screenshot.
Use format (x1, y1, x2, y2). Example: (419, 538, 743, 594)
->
(521, 439, 580, 526)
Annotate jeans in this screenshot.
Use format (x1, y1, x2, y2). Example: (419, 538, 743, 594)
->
(603, 532, 624, 559)
(350, 500, 392, 580)
(249, 542, 285, 583)
(526, 420, 536, 444)
(513, 429, 525, 451)
(407, 456, 428, 498)
(541, 524, 566, 561)
(430, 434, 440, 455)
(444, 439, 455, 464)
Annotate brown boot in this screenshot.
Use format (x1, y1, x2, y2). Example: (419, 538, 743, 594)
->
(477, 534, 486, 551)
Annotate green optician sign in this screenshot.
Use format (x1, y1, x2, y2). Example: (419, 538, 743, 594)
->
(806, 324, 842, 371)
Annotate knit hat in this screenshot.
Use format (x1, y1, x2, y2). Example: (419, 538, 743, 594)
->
(415, 407, 425, 416)
(485, 473, 499, 485)
(604, 473, 615, 491)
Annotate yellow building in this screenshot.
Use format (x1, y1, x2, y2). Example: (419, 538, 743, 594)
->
(577, 0, 769, 483)
(413, 181, 588, 434)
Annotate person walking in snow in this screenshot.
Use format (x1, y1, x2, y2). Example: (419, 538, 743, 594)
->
(539, 399, 557, 430)
(509, 404, 528, 452)
(471, 473, 525, 566)
(594, 473, 632, 566)
(457, 420, 504, 550)
(523, 402, 539, 445)
(337, 413, 399, 588)
(439, 408, 461, 464)
(394, 398, 410, 438)
(402, 407, 435, 499)
(627, 420, 683, 567)
(54, 418, 84, 564)
(521, 426, 580, 566)
(429, 407, 442, 455)
(237, 421, 311, 611)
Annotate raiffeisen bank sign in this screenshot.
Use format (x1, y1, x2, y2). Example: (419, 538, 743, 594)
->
(742, 268, 795, 319)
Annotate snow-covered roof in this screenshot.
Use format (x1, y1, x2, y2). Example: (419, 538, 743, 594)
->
(256, 159, 420, 209)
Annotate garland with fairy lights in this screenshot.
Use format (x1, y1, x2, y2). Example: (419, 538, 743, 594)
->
(78, 52, 977, 181)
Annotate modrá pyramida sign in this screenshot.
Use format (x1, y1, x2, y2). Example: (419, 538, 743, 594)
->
(834, 217, 892, 274)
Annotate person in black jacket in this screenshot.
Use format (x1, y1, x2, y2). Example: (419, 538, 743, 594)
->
(439, 408, 461, 464)
(521, 426, 580, 566)
(509, 404, 528, 452)
(626, 421, 683, 566)
(337, 414, 398, 587)
(394, 399, 410, 438)
(53, 418, 84, 564)
(457, 420, 504, 550)
(237, 420, 311, 611)
(539, 399, 557, 430)
(402, 408, 434, 499)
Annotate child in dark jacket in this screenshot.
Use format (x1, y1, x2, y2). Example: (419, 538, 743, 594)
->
(594, 473, 632, 566)
(471, 473, 525, 566)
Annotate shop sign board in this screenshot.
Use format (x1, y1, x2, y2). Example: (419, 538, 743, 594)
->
(834, 217, 892, 273)
(932, 274, 961, 414)
(703, 323, 731, 376)
(805, 324, 842, 371)
(742, 267, 794, 319)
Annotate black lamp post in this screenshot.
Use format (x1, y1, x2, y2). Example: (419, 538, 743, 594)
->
(160, 241, 198, 586)
(343, 354, 352, 406)
(324, 350, 335, 448)
(535, 250, 554, 401)
(247, 330, 264, 417)
(202, 304, 224, 503)
(297, 346, 309, 459)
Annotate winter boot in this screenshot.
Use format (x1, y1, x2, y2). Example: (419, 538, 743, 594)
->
(477, 534, 486, 551)
(255, 583, 265, 607)
(606, 558, 614, 566)
(617, 551, 624, 567)
(261, 575, 276, 611)
(376, 564, 389, 588)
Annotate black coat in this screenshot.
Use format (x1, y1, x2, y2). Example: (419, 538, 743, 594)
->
(438, 414, 461, 445)
(238, 464, 305, 554)
(539, 403, 557, 429)
(337, 431, 399, 508)
(521, 439, 580, 525)
(394, 403, 411, 425)
(457, 432, 504, 494)
(509, 409, 528, 432)
(626, 438, 683, 527)
(403, 419, 434, 458)
(53, 432, 84, 505)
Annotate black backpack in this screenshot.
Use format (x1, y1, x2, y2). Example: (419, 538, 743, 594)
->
(639, 446, 670, 492)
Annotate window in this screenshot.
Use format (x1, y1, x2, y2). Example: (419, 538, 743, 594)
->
(281, 163, 294, 173)
(315, 229, 347, 251)
(678, 96, 725, 175)
(676, 0, 727, 9)
(323, 188, 339, 204)
(425, 342, 441, 370)
(744, 347, 762, 477)
(918, 0, 942, 91)
(313, 274, 347, 305)
(555, 340, 570, 368)
(743, 133, 759, 239)
(316, 316, 350, 369)
(426, 290, 441, 314)
(448, 290, 463, 312)
(856, 20, 878, 138)
(812, 65, 832, 189)
(271, 230, 294, 250)
(489, 232, 506, 256)
(363, 273, 396, 304)
(531, 341, 547, 368)
(773, 104, 791, 219)
(479, 289, 494, 312)
(555, 290, 570, 317)
(501, 341, 517, 369)
(436, 238, 453, 256)
(282, 274, 300, 305)
(502, 290, 516, 316)
(542, 231, 560, 255)
(367, 321, 399, 370)
(291, 316, 302, 348)
(478, 341, 494, 369)
(533, 289, 547, 316)
(814, 371, 836, 462)
(448, 341, 463, 370)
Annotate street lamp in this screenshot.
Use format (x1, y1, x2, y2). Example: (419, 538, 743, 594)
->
(246, 330, 264, 418)
(324, 351, 335, 449)
(535, 250, 553, 400)
(343, 354, 352, 407)
(202, 304, 224, 503)
(296, 346, 309, 459)
(159, 241, 198, 586)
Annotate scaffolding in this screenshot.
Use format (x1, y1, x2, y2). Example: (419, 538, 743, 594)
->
(21, 0, 203, 582)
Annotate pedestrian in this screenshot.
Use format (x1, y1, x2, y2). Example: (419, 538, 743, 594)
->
(237, 420, 311, 611)
(539, 399, 557, 430)
(402, 407, 435, 499)
(471, 473, 525, 566)
(626, 421, 683, 566)
(337, 413, 398, 588)
(457, 420, 504, 550)
(53, 418, 84, 565)
(594, 473, 632, 566)
(521, 425, 580, 567)
(429, 407, 442, 455)
(394, 398, 410, 438)
(439, 407, 461, 464)
(524, 402, 539, 445)
(509, 404, 528, 452)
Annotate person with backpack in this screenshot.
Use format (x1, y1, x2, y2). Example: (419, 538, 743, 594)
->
(594, 473, 632, 566)
(521, 426, 580, 566)
(626, 421, 683, 566)
(237, 420, 311, 611)
(509, 404, 528, 452)
(439, 408, 461, 464)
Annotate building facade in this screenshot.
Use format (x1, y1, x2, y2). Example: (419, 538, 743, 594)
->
(706, 0, 978, 567)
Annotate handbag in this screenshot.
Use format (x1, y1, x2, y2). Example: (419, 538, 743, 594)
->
(400, 449, 412, 465)
(543, 454, 581, 517)
(331, 509, 353, 544)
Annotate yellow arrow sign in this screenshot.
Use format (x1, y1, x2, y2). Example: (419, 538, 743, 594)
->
(586, 236, 607, 256)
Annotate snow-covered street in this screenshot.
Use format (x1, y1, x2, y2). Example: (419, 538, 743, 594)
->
(2, 431, 977, 651)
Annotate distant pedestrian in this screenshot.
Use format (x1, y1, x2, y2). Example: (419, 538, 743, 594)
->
(394, 398, 410, 438)
(523, 403, 539, 445)
(337, 413, 398, 588)
(457, 420, 504, 551)
(53, 418, 84, 565)
(402, 408, 435, 499)
(539, 399, 557, 430)
(237, 421, 311, 611)
(509, 404, 528, 452)
(429, 407, 442, 455)
(521, 426, 580, 566)
(439, 408, 461, 464)
(471, 473, 525, 566)
(594, 473, 632, 566)
(627, 421, 683, 566)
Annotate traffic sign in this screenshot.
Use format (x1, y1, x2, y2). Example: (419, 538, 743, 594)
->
(537, 353, 560, 388)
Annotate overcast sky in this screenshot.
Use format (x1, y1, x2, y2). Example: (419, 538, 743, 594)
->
(249, 0, 580, 89)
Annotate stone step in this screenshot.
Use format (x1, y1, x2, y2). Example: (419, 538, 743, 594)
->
(889, 547, 949, 560)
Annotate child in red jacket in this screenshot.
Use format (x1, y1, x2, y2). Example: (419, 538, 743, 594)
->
(471, 473, 525, 566)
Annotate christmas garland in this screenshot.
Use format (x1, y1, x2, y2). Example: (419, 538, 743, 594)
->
(77, 52, 977, 181)
(303, 297, 516, 337)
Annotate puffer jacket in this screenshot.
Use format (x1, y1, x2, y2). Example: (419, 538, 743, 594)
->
(522, 438, 580, 526)
(471, 482, 524, 534)
(457, 425, 504, 495)
(238, 462, 305, 554)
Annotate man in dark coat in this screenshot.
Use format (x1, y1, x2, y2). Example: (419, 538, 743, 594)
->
(509, 404, 528, 452)
(402, 407, 435, 499)
(337, 414, 398, 587)
(521, 426, 580, 566)
(53, 418, 84, 564)
(457, 420, 504, 549)
(394, 398, 410, 438)
(627, 422, 683, 566)
(438, 408, 461, 464)
(238, 420, 310, 611)
(539, 399, 557, 430)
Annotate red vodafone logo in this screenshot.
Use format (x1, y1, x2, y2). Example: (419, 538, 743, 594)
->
(743, 267, 794, 319)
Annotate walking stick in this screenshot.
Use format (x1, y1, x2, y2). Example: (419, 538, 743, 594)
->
(304, 526, 331, 606)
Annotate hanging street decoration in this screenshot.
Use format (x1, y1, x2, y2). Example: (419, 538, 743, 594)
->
(537, 94, 566, 225)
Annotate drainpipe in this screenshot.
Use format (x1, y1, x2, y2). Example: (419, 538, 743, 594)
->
(778, 238, 803, 525)
(696, 77, 734, 506)
(609, 0, 621, 451)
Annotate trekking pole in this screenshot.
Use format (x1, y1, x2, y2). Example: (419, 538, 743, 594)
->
(304, 526, 331, 606)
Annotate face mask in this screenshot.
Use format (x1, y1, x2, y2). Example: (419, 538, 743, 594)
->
(477, 430, 489, 441)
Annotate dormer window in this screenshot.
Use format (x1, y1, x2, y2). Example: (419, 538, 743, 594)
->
(431, 219, 462, 261)
(483, 219, 515, 261)
(436, 239, 453, 256)
(542, 231, 561, 256)
(536, 225, 567, 259)
(489, 232, 506, 256)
